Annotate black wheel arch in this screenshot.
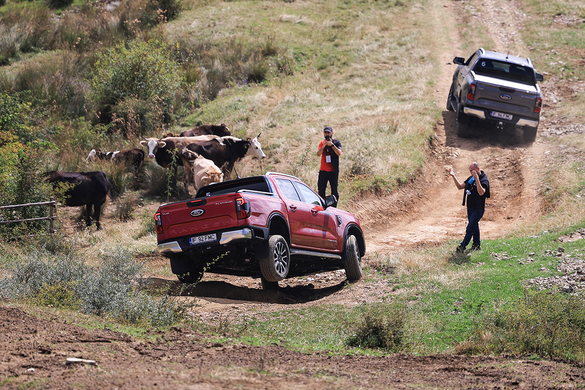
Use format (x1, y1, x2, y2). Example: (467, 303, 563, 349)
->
(254, 212, 290, 260)
(342, 224, 366, 257)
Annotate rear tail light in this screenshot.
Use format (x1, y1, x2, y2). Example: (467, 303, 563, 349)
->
(235, 197, 251, 219)
(154, 212, 163, 234)
(467, 83, 477, 101)
(534, 97, 542, 113)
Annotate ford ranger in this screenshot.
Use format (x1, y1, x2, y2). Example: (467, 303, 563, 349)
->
(447, 48, 544, 142)
(154, 172, 366, 288)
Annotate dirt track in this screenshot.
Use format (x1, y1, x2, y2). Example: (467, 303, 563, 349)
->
(2, 0, 585, 389)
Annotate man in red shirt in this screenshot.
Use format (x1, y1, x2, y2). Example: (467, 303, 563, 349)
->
(317, 126, 342, 203)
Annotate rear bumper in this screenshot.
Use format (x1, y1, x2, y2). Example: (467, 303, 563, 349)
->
(463, 107, 539, 128)
(158, 228, 254, 255)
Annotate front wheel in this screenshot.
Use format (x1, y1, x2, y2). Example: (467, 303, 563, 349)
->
(343, 235, 363, 281)
(259, 235, 290, 282)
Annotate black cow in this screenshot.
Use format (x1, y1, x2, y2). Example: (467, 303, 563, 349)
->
(185, 135, 266, 176)
(179, 124, 231, 137)
(45, 171, 111, 230)
(111, 149, 145, 176)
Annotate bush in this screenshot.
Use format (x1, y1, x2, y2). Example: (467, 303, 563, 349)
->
(0, 248, 184, 327)
(46, 0, 74, 9)
(346, 303, 407, 351)
(90, 39, 183, 134)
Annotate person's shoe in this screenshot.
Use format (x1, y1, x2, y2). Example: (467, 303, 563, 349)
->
(471, 244, 481, 251)
(456, 245, 466, 253)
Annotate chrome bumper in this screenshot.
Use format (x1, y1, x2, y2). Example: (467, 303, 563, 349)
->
(463, 107, 539, 128)
(157, 228, 253, 254)
(463, 107, 486, 119)
(516, 118, 539, 128)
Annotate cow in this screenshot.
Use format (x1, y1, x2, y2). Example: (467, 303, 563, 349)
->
(179, 123, 231, 137)
(87, 148, 145, 177)
(45, 171, 111, 230)
(139, 135, 221, 191)
(181, 149, 224, 190)
(184, 134, 266, 177)
(111, 149, 145, 176)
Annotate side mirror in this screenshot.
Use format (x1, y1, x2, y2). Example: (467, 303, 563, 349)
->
(535, 73, 544, 82)
(325, 195, 338, 208)
(453, 56, 465, 65)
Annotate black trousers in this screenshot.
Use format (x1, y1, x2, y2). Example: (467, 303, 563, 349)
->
(318, 170, 339, 202)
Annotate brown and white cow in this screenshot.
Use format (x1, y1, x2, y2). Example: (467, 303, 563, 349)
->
(181, 149, 224, 191)
(179, 123, 231, 137)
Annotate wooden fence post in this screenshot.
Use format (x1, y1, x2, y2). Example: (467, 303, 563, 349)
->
(49, 196, 55, 235)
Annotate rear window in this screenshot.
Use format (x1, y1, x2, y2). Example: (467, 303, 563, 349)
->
(196, 176, 272, 197)
(473, 59, 536, 85)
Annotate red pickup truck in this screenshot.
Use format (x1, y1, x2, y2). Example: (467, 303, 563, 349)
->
(154, 172, 366, 288)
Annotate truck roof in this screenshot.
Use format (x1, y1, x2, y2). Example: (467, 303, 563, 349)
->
(478, 48, 533, 68)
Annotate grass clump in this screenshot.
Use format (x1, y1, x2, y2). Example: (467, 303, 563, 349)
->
(459, 289, 585, 362)
(0, 247, 183, 327)
(346, 303, 407, 352)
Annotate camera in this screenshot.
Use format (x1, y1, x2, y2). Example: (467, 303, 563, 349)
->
(324, 135, 331, 141)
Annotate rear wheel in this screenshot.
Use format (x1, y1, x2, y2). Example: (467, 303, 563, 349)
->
(523, 127, 537, 143)
(259, 235, 290, 282)
(343, 235, 363, 281)
(455, 102, 470, 138)
(170, 254, 205, 284)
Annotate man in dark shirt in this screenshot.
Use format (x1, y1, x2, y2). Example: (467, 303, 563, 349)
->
(449, 162, 490, 252)
(317, 126, 342, 203)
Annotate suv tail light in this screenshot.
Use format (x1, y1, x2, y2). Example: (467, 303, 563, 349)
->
(235, 197, 251, 219)
(534, 97, 542, 113)
(154, 212, 163, 234)
(467, 83, 477, 101)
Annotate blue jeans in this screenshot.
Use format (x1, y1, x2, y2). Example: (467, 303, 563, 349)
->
(461, 208, 485, 248)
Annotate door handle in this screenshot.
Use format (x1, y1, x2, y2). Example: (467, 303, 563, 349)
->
(311, 208, 318, 215)
(289, 205, 297, 211)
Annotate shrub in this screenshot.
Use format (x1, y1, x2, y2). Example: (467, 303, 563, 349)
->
(90, 39, 183, 135)
(346, 303, 407, 351)
(0, 248, 184, 327)
(46, 0, 74, 10)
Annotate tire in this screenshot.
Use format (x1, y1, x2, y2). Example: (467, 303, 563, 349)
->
(446, 85, 455, 111)
(455, 101, 470, 138)
(261, 276, 279, 290)
(259, 235, 290, 282)
(523, 127, 537, 143)
(343, 235, 363, 281)
(170, 255, 205, 284)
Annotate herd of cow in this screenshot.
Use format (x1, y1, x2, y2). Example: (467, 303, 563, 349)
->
(45, 124, 266, 230)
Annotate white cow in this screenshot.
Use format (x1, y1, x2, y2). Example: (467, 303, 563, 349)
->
(181, 149, 224, 191)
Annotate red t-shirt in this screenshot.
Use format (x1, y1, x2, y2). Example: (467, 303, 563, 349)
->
(318, 139, 342, 172)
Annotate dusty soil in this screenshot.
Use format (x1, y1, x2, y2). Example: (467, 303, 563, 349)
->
(2, 0, 585, 389)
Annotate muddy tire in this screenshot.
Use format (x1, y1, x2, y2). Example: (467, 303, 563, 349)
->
(259, 235, 290, 282)
(170, 254, 205, 284)
(523, 127, 537, 143)
(343, 235, 362, 281)
(261, 276, 279, 290)
(455, 102, 470, 138)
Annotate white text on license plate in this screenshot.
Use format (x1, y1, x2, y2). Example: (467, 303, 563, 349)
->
(190, 233, 216, 245)
(491, 111, 513, 120)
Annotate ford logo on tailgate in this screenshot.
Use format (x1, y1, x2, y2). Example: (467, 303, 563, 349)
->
(500, 94, 512, 101)
(190, 209, 205, 217)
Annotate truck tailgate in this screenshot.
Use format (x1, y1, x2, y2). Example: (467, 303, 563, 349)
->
(473, 74, 540, 115)
(158, 195, 239, 241)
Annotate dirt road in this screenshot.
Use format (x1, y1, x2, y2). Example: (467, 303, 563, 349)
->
(2, 1, 584, 389)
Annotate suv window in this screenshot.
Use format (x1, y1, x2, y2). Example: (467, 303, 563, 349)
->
(294, 182, 322, 206)
(275, 179, 300, 201)
(465, 52, 478, 66)
(473, 60, 536, 85)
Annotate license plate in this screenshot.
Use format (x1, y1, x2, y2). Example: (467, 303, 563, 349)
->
(490, 111, 513, 120)
(189, 233, 216, 245)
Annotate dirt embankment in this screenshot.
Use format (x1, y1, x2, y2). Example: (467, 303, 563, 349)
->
(2, 1, 585, 389)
